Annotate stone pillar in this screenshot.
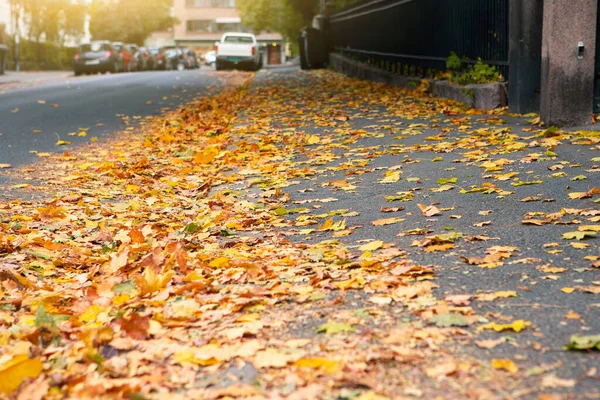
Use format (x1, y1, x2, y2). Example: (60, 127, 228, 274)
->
(540, 0, 598, 126)
(508, 0, 543, 114)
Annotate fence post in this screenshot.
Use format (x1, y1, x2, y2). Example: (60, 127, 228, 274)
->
(540, 0, 598, 126)
(0, 45, 6, 75)
(508, 0, 543, 114)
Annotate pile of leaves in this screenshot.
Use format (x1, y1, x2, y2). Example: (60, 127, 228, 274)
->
(0, 70, 598, 399)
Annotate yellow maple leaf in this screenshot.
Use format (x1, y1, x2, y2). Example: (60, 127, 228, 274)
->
(478, 320, 531, 333)
(136, 267, 174, 296)
(380, 171, 401, 184)
(295, 357, 340, 374)
(359, 240, 384, 252)
(194, 147, 220, 164)
(492, 359, 518, 374)
(209, 257, 230, 268)
(306, 134, 320, 144)
(0, 355, 43, 394)
(476, 291, 517, 302)
(372, 217, 405, 226)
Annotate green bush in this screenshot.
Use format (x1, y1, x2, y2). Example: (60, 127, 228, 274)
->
(446, 52, 500, 85)
(5, 36, 76, 71)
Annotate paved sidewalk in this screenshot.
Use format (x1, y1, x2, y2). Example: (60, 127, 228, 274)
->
(237, 69, 600, 398)
(0, 70, 73, 92)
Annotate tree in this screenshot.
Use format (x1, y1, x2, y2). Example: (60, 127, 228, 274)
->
(89, 0, 175, 45)
(237, 0, 360, 42)
(9, 0, 86, 45)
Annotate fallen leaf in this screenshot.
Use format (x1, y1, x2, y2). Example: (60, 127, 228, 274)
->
(418, 204, 441, 217)
(424, 361, 457, 378)
(317, 321, 355, 335)
(478, 320, 531, 333)
(359, 240, 384, 252)
(295, 358, 340, 374)
(0, 355, 43, 394)
(372, 217, 405, 226)
(563, 231, 596, 240)
(564, 334, 600, 351)
(541, 374, 576, 388)
(430, 313, 468, 327)
(492, 359, 518, 374)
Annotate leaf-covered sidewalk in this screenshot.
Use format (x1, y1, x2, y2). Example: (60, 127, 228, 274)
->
(0, 70, 598, 399)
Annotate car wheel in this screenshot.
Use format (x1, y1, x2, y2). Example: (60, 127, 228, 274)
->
(74, 70, 82, 76)
(177, 62, 185, 72)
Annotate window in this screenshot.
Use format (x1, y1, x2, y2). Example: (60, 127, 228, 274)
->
(187, 20, 246, 33)
(187, 20, 215, 33)
(186, 0, 236, 7)
(82, 43, 110, 52)
(223, 35, 253, 44)
(216, 22, 242, 32)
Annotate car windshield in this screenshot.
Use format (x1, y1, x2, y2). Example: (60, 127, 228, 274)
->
(81, 43, 108, 52)
(223, 36, 253, 44)
(149, 49, 159, 55)
(165, 49, 178, 56)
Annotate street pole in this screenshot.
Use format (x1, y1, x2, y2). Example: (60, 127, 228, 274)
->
(15, 34, 19, 72)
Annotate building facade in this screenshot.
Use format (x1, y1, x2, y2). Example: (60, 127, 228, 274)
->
(147, 0, 285, 65)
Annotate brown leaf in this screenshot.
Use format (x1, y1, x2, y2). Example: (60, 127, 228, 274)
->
(109, 247, 130, 273)
(380, 207, 404, 213)
(117, 313, 150, 340)
(424, 360, 457, 378)
(418, 204, 441, 217)
(475, 338, 505, 349)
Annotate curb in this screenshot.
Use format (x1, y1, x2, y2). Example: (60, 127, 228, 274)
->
(329, 53, 425, 90)
(330, 53, 508, 110)
(433, 80, 508, 110)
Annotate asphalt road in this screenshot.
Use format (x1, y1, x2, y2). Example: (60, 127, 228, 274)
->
(0, 69, 218, 176)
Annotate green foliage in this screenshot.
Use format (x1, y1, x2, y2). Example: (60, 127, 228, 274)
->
(237, 0, 310, 43)
(446, 53, 500, 85)
(5, 35, 76, 70)
(446, 51, 461, 70)
(8, 0, 86, 44)
(89, 0, 175, 45)
(6, 0, 84, 69)
(237, 0, 360, 42)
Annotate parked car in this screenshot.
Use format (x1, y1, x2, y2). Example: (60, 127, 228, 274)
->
(112, 42, 136, 72)
(204, 50, 216, 67)
(126, 44, 145, 71)
(73, 41, 123, 75)
(161, 47, 186, 71)
(215, 32, 262, 71)
(149, 48, 165, 70)
(139, 47, 157, 70)
(184, 49, 201, 69)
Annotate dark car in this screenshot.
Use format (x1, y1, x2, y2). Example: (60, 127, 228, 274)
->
(112, 42, 136, 72)
(151, 47, 178, 70)
(126, 44, 145, 71)
(161, 47, 186, 71)
(184, 49, 201, 69)
(139, 47, 157, 70)
(149, 48, 165, 70)
(73, 41, 123, 75)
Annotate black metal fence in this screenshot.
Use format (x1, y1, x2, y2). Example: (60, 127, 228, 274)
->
(329, 0, 509, 78)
